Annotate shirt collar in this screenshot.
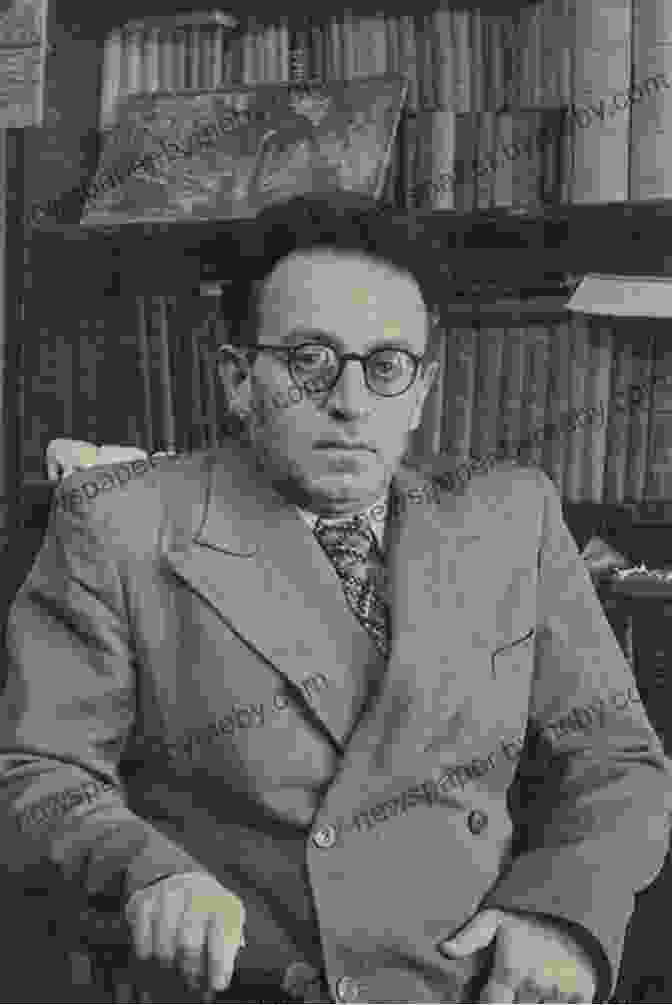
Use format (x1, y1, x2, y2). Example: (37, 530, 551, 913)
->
(297, 495, 388, 548)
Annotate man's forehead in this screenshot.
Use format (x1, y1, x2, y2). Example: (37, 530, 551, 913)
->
(259, 250, 427, 316)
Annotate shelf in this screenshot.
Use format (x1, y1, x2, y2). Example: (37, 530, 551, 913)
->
(27, 200, 672, 302)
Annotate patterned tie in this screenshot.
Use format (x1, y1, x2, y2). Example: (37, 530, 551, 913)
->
(313, 513, 390, 657)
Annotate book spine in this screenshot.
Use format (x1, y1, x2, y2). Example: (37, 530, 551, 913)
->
(414, 14, 432, 111)
(488, 17, 506, 111)
(452, 9, 471, 114)
(154, 297, 176, 454)
(625, 323, 655, 501)
(558, 0, 574, 103)
(342, 12, 355, 82)
(581, 317, 612, 502)
(470, 8, 484, 114)
(543, 320, 571, 496)
(211, 25, 224, 88)
(277, 17, 290, 82)
(158, 29, 173, 91)
(443, 325, 478, 465)
(135, 297, 154, 453)
(520, 323, 551, 469)
(325, 15, 342, 82)
(476, 111, 496, 209)
(123, 27, 143, 98)
(493, 111, 514, 207)
(371, 13, 388, 78)
(429, 108, 456, 210)
(241, 20, 256, 85)
(529, 1, 544, 106)
(432, 8, 453, 109)
(289, 24, 309, 83)
(401, 111, 419, 209)
(309, 18, 324, 83)
(454, 113, 476, 212)
(142, 27, 160, 93)
(472, 325, 505, 462)
(173, 28, 187, 91)
(645, 323, 672, 498)
(564, 315, 591, 501)
(385, 14, 400, 77)
(398, 15, 418, 113)
(100, 29, 123, 129)
(498, 325, 527, 461)
(542, 0, 558, 106)
(518, 4, 532, 108)
(604, 325, 634, 503)
(203, 25, 217, 89)
(630, 0, 672, 199)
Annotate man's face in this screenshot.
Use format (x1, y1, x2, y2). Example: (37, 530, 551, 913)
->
(228, 250, 438, 517)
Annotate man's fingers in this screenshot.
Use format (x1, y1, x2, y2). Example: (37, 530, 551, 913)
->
(153, 884, 185, 963)
(205, 914, 241, 991)
(176, 911, 209, 988)
(478, 979, 516, 1003)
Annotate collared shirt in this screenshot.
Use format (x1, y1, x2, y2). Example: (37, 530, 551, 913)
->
(297, 495, 388, 551)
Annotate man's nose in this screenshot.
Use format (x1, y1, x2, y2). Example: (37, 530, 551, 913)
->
(325, 360, 374, 418)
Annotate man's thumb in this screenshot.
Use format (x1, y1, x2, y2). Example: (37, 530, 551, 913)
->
(437, 910, 501, 957)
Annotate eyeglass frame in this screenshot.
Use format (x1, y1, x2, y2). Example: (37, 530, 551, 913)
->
(222, 340, 428, 398)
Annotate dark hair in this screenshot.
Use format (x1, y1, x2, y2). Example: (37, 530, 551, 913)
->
(218, 193, 444, 362)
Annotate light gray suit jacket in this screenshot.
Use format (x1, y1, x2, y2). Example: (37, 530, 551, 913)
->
(0, 440, 670, 1002)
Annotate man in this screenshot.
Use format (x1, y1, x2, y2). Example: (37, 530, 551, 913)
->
(1, 193, 670, 1004)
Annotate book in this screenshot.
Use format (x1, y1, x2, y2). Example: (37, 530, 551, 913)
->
(157, 29, 173, 92)
(469, 8, 484, 114)
(472, 325, 505, 462)
(432, 8, 453, 110)
(493, 111, 514, 207)
(124, 26, 143, 97)
(82, 75, 407, 225)
(497, 325, 527, 461)
(488, 16, 506, 111)
(277, 17, 290, 83)
(520, 323, 551, 468)
(476, 111, 496, 209)
(100, 28, 123, 129)
(543, 320, 571, 495)
(625, 322, 655, 501)
(124, 12, 238, 32)
(309, 18, 324, 84)
(415, 13, 434, 111)
(564, 315, 591, 500)
(173, 27, 187, 91)
(429, 108, 455, 210)
(384, 13, 400, 78)
(398, 15, 418, 113)
(141, 26, 159, 93)
(401, 110, 418, 209)
(410, 319, 446, 460)
(645, 321, 672, 498)
(604, 325, 634, 503)
(0, 0, 49, 127)
(454, 112, 476, 212)
(443, 325, 478, 465)
(581, 318, 612, 502)
(452, 9, 470, 114)
(341, 12, 355, 82)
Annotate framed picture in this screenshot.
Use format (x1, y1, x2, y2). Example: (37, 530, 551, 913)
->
(81, 74, 407, 225)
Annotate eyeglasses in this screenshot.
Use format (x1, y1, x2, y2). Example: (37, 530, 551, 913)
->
(247, 341, 425, 398)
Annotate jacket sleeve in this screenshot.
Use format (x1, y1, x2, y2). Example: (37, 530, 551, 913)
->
(0, 488, 204, 912)
(481, 470, 672, 1003)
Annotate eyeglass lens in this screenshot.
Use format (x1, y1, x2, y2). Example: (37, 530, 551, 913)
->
(290, 344, 416, 395)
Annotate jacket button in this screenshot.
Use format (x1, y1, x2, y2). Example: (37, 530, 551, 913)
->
(468, 809, 488, 835)
(335, 976, 361, 1002)
(312, 824, 337, 849)
(282, 961, 322, 999)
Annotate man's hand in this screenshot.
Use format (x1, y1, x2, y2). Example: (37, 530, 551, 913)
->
(124, 873, 246, 996)
(438, 909, 597, 1003)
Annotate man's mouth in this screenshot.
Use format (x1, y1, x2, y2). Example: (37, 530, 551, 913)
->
(314, 439, 375, 453)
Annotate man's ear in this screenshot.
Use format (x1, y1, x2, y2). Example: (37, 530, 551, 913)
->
(216, 344, 253, 419)
(408, 359, 440, 432)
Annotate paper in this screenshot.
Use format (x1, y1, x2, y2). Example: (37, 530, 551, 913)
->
(567, 274, 672, 317)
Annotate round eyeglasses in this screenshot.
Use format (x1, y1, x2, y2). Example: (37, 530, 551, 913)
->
(249, 341, 424, 398)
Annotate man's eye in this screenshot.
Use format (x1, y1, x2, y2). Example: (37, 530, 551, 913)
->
(294, 348, 331, 368)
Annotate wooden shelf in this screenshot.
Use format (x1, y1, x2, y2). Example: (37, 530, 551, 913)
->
(27, 200, 672, 303)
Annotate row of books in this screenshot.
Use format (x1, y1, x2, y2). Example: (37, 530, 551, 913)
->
(411, 314, 672, 505)
(387, 108, 572, 211)
(99, 3, 575, 129)
(23, 292, 672, 505)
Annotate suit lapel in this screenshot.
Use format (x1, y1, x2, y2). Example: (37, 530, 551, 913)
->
(162, 446, 386, 751)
